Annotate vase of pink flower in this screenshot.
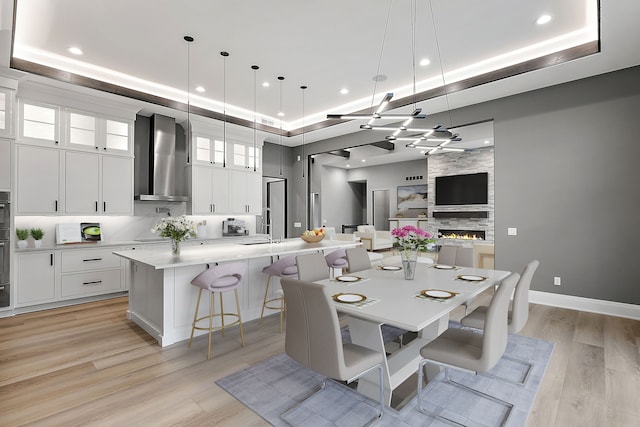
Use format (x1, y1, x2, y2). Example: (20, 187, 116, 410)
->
(391, 225, 435, 280)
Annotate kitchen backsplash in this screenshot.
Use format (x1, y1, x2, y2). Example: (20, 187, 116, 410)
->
(14, 201, 257, 247)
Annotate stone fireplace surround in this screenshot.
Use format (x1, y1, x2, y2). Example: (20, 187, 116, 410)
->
(427, 146, 495, 245)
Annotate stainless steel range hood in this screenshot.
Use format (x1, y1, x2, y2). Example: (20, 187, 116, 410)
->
(134, 114, 189, 202)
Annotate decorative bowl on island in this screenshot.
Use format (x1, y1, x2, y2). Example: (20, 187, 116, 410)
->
(301, 228, 325, 243)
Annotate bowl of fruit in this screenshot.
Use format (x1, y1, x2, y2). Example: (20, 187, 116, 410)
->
(301, 228, 325, 243)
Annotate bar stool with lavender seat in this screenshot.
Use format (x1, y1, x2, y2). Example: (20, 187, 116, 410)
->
(189, 262, 246, 360)
(260, 255, 298, 333)
(324, 248, 348, 277)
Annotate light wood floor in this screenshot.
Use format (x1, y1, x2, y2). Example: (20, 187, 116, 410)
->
(1, 294, 639, 426)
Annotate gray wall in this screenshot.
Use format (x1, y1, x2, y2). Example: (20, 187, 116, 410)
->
(293, 65, 640, 304)
(261, 141, 296, 237)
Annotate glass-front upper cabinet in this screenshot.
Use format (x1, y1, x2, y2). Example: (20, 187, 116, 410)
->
(230, 141, 261, 171)
(65, 109, 132, 155)
(0, 87, 15, 138)
(19, 99, 60, 145)
(193, 134, 226, 165)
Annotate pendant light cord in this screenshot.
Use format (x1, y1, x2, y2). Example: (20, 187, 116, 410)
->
(370, 0, 393, 111)
(252, 65, 259, 172)
(221, 51, 229, 167)
(278, 76, 285, 176)
(428, 0, 453, 128)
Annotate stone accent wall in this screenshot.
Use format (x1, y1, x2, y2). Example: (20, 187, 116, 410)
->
(427, 147, 495, 244)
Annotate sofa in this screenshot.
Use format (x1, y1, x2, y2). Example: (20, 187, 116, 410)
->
(354, 225, 393, 251)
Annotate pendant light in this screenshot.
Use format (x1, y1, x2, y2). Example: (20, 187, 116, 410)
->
(251, 65, 259, 172)
(184, 36, 194, 163)
(277, 76, 285, 176)
(220, 51, 229, 167)
(300, 85, 307, 179)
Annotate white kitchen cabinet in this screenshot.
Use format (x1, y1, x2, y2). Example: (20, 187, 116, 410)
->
(62, 152, 133, 215)
(0, 139, 10, 190)
(66, 110, 133, 155)
(229, 141, 261, 171)
(16, 145, 61, 214)
(64, 151, 100, 214)
(188, 165, 229, 214)
(229, 169, 262, 214)
(101, 156, 133, 214)
(19, 99, 60, 146)
(0, 87, 15, 138)
(192, 134, 226, 166)
(16, 252, 57, 306)
(15, 246, 126, 309)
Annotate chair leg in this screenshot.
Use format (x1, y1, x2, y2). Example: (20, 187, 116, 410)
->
(234, 288, 245, 347)
(219, 292, 225, 337)
(208, 291, 214, 360)
(482, 355, 533, 386)
(417, 359, 513, 426)
(189, 288, 203, 348)
(259, 275, 272, 325)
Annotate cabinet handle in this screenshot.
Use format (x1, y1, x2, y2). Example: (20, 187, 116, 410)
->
(82, 280, 103, 286)
(212, 203, 216, 213)
(103, 201, 106, 212)
(55, 200, 58, 212)
(83, 258, 103, 262)
(95, 201, 99, 212)
(50, 254, 53, 266)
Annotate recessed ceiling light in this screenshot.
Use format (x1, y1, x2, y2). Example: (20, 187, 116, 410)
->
(340, 88, 349, 95)
(68, 47, 83, 55)
(484, 140, 490, 144)
(262, 81, 270, 87)
(277, 112, 284, 117)
(419, 58, 431, 66)
(195, 86, 205, 93)
(346, 164, 351, 168)
(361, 159, 366, 163)
(536, 14, 552, 25)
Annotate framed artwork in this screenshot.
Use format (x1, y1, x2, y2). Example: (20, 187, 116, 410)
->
(397, 184, 428, 209)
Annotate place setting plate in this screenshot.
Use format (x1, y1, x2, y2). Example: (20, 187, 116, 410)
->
(335, 275, 362, 282)
(332, 293, 367, 303)
(433, 264, 456, 270)
(421, 289, 456, 299)
(457, 274, 487, 282)
(379, 265, 402, 271)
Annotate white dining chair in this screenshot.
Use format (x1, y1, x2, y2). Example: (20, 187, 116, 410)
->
(436, 245, 457, 265)
(280, 278, 385, 425)
(296, 252, 330, 282)
(345, 246, 372, 273)
(416, 272, 520, 426)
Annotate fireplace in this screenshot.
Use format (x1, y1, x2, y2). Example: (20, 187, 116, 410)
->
(438, 229, 486, 241)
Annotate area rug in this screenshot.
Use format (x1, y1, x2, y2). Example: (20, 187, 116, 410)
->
(216, 327, 553, 426)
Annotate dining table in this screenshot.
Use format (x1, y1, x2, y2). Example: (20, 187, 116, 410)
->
(316, 262, 511, 406)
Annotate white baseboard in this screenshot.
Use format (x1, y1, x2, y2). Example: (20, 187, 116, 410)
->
(529, 290, 640, 321)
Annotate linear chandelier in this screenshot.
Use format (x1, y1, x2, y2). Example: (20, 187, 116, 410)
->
(326, 0, 463, 155)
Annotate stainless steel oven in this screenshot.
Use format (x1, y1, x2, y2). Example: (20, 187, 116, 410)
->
(0, 192, 9, 230)
(0, 192, 10, 308)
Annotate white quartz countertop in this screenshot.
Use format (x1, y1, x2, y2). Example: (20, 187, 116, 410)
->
(113, 238, 359, 269)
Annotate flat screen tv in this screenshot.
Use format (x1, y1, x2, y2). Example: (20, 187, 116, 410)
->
(435, 172, 488, 205)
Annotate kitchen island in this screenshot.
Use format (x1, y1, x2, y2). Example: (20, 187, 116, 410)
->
(113, 239, 357, 347)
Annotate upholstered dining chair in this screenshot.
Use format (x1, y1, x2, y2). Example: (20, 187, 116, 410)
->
(296, 252, 330, 282)
(346, 246, 407, 347)
(189, 262, 246, 360)
(345, 246, 372, 273)
(280, 278, 385, 425)
(436, 245, 457, 265)
(455, 246, 474, 267)
(416, 272, 520, 426)
(260, 256, 298, 333)
(461, 260, 540, 334)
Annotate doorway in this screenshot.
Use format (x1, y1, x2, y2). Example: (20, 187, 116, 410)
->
(264, 177, 286, 239)
(372, 189, 390, 231)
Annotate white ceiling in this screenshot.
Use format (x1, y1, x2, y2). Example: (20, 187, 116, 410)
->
(6, 0, 640, 159)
